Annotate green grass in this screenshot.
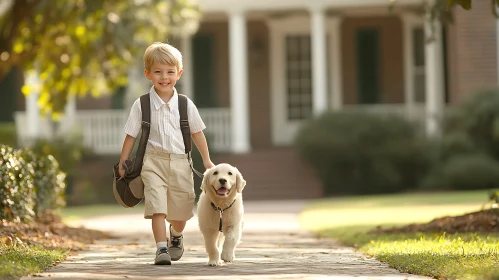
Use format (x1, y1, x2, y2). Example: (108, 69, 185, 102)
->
(299, 190, 499, 280)
(0, 244, 68, 280)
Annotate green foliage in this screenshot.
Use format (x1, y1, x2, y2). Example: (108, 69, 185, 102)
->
(0, 144, 66, 221)
(0, 145, 36, 220)
(444, 89, 499, 161)
(421, 154, 499, 191)
(0, 0, 200, 114)
(0, 122, 16, 147)
(422, 88, 499, 191)
(294, 111, 432, 195)
(30, 133, 88, 181)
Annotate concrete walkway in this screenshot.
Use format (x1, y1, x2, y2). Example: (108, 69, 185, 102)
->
(24, 200, 432, 280)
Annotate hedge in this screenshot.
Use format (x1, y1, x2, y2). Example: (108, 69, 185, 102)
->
(0, 144, 66, 221)
(294, 111, 432, 195)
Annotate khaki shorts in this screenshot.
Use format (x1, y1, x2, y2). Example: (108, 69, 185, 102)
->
(141, 150, 195, 221)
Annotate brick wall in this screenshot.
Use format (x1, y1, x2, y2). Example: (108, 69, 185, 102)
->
(446, 2, 498, 104)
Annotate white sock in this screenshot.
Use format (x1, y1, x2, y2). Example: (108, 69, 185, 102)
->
(171, 226, 183, 237)
(156, 241, 168, 249)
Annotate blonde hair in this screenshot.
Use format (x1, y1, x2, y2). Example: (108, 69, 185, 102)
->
(143, 42, 183, 71)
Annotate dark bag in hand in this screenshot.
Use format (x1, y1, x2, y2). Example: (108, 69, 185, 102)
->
(112, 94, 151, 208)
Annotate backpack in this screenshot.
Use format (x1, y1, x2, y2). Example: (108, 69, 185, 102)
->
(112, 93, 202, 208)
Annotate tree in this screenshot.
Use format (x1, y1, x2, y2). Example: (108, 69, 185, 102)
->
(0, 0, 200, 116)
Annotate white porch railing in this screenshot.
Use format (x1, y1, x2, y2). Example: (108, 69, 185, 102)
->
(14, 108, 232, 155)
(14, 104, 428, 155)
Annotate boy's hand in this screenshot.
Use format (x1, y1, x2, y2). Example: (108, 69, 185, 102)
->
(119, 167, 125, 178)
(203, 160, 215, 170)
(119, 162, 126, 178)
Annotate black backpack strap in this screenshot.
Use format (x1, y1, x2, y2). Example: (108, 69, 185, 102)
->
(125, 93, 150, 178)
(178, 94, 191, 154)
(178, 94, 203, 178)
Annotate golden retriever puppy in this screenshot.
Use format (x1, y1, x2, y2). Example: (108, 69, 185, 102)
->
(197, 163, 246, 266)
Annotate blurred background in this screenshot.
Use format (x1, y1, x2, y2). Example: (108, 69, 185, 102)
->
(1, 0, 499, 207)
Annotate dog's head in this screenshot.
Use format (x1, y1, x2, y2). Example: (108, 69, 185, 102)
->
(201, 163, 246, 198)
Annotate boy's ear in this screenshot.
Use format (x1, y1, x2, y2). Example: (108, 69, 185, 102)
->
(144, 69, 152, 80)
(235, 168, 246, 193)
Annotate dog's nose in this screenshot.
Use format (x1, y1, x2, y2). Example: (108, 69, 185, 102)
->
(219, 178, 227, 185)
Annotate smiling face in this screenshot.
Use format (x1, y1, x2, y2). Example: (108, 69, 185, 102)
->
(144, 63, 183, 96)
(201, 163, 246, 199)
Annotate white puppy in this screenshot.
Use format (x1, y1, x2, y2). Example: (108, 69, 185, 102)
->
(197, 163, 246, 266)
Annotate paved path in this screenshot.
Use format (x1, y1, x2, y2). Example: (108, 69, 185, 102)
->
(24, 200, 432, 280)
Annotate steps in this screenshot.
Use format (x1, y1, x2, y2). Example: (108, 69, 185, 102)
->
(212, 148, 323, 201)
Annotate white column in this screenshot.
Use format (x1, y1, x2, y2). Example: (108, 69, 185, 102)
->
(329, 17, 343, 111)
(25, 71, 40, 143)
(181, 35, 194, 99)
(402, 14, 418, 118)
(61, 95, 76, 133)
(229, 10, 250, 153)
(424, 9, 445, 137)
(310, 6, 328, 115)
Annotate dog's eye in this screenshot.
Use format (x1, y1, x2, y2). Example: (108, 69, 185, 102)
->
(213, 171, 218, 175)
(228, 172, 233, 175)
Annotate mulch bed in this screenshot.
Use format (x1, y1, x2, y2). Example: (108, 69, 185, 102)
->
(372, 209, 499, 234)
(0, 212, 111, 251)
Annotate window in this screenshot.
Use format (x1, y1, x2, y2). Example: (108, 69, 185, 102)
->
(286, 35, 312, 120)
(356, 29, 380, 104)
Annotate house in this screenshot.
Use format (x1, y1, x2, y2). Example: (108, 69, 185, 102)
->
(12, 0, 499, 200)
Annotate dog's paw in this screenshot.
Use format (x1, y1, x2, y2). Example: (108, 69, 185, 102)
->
(207, 259, 222, 266)
(221, 251, 234, 263)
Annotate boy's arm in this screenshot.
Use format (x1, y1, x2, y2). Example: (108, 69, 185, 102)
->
(192, 131, 215, 170)
(118, 134, 137, 177)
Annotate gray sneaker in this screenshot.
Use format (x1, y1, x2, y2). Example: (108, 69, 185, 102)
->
(169, 225, 184, 261)
(155, 247, 171, 265)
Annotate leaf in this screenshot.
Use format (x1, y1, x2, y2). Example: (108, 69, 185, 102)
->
(455, 0, 472, 9)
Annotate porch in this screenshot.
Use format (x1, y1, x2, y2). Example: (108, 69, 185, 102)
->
(16, 0, 445, 155)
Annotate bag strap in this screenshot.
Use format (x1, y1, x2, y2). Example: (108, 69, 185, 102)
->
(178, 94, 204, 178)
(130, 93, 151, 175)
(178, 94, 191, 154)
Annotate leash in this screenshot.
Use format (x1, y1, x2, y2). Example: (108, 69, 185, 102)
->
(210, 199, 237, 232)
(187, 153, 204, 178)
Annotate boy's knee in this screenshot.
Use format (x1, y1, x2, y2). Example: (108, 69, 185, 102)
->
(152, 213, 166, 219)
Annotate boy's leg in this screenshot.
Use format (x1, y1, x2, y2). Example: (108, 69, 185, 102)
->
(152, 214, 171, 265)
(167, 219, 186, 261)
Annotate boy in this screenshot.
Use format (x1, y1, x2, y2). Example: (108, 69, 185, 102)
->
(119, 42, 215, 265)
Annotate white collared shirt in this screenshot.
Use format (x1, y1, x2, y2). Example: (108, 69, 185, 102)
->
(124, 86, 206, 154)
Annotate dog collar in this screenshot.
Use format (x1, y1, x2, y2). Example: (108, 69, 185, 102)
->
(210, 199, 236, 232)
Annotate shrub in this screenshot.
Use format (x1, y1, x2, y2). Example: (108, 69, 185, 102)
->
(420, 154, 499, 191)
(294, 111, 432, 195)
(0, 146, 36, 220)
(0, 144, 66, 221)
(30, 133, 88, 195)
(0, 122, 16, 147)
(443, 88, 499, 161)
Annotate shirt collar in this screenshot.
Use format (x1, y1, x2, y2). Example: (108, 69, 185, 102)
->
(149, 86, 178, 112)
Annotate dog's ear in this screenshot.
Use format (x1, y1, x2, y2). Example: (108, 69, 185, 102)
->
(235, 168, 246, 193)
(201, 168, 211, 193)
